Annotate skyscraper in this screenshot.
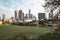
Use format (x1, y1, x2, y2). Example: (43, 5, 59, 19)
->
(2, 14, 6, 24)
(28, 9, 31, 19)
(18, 10, 22, 21)
(18, 10, 24, 21)
(30, 14, 33, 19)
(22, 12, 24, 22)
(0, 16, 1, 20)
(15, 10, 18, 19)
(2, 14, 5, 20)
(38, 13, 45, 20)
(25, 14, 28, 19)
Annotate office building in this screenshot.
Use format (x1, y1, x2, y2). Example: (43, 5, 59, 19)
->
(25, 13, 28, 19)
(15, 10, 18, 19)
(2, 14, 6, 19)
(0, 16, 1, 20)
(18, 10, 24, 21)
(25, 13, 33, 20)
(38, 13, 45, 20)
(18, 10, 22, 21)
(28, 9, 31, 19)
(2, 14, 6, 24)
(30, 14, 33, 19)
(22, 12, 24, 22)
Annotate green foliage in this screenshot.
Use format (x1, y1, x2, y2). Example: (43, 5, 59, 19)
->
(39, 20, 46, 27)
(18, 22, 24, 26)
(56, 21, 60, 29)
(12, 22, 37, 26)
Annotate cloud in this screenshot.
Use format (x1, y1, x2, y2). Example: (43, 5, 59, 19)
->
(0, 0, 45, 19)
(0, 2, 14, 18)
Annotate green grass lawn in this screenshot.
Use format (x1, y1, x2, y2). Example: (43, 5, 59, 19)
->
(0, 25, 52, 40)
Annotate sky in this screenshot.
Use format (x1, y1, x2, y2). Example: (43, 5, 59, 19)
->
(0, 0, 45, 19)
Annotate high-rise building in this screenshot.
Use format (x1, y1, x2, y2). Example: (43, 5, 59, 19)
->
(2, 14, 6, 24)
(25, 14, 28, 19)
(2, 14, 6, 20)
(22, 12, 24, 22)
(18, 10, 24, 21)
(15, 10, 18, 19)
(38, 13, 45, 20)
(28, 9, 31, 19)
(18, 10, 22, 21)
(0, 16, 1, 20)
(30, 14, 33, 19)
(25, 13, 33, 20)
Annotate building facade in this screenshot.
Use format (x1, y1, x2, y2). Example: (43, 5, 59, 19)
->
(38, 13, 45, 20)
(2, 14, 6, 24)
(28, 9, 31, 19)
(18, 10, 24, 21)
(15, 10, 18, 19)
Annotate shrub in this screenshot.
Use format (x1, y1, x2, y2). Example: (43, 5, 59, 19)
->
(56, 21, 60, 29)
(18, 22, 24, 26)
(44, 23, 48, 27)
(38, 20, 47, 27)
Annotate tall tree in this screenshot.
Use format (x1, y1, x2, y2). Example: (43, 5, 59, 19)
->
(43, 0, 60, 19)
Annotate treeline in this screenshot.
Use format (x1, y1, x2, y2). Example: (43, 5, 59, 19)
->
(12, 22, 37, 26)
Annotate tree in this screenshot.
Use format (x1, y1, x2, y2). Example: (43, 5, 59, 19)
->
(43, 0, 60, 19)
(44, 0, 60, 8)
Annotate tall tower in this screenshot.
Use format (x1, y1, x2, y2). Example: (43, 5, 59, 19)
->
(18, 10, 24, 21)
(0, 17, 1, 20)
(2, 14, 5, 19)
(2, 14, 6, 24)
(22, 12, 24, 22)
(28, 9, 31, 19)
(18, 10, 22, 21)
(15, 10, 18, 19)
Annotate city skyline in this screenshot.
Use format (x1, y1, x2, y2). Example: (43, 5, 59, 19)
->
(0, 0, 45, 19)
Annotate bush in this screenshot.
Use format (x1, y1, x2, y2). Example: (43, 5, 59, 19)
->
(44, 23, 48, 27)
(56, 21, 60, 29)
(38, 20, 47, 27)
(12, 21, 37, 26)
(18, 22, 24, 26)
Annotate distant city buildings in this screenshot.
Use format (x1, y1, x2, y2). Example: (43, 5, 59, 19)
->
(25, 14, 33, 20)
(25, 9, 31, 20)
(0, 16, 1, 20)
(28, 9, 31, 19)
(22, 12, 24, 22)
(2, 14, 6, 24)
(38, 13, 45, 20)
(2, 14, 6, 19)
(24, 13, 28, 20)
(24, 9, 36, 21)
(15, 10, 18, 19)
(15, 9, 36, 22)
(18, 10, 24, 21)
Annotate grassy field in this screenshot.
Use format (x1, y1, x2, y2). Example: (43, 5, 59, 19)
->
(0, 25, 52, 40)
